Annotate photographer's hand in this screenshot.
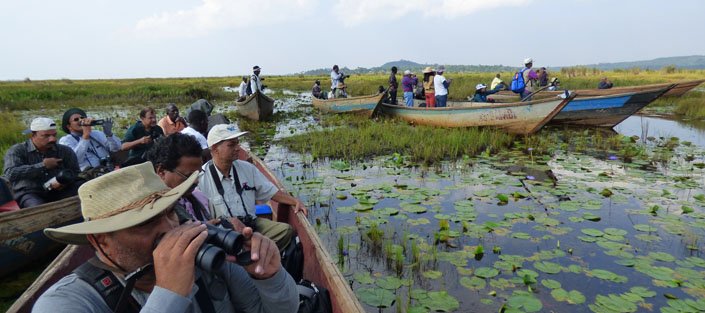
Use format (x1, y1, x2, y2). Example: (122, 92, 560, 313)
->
(43, 157, 62, 169)
(102, 118, 113, 137)
(153, 221, 207, 296)
(235, 227, 281, 279)
(81, 117, 93, 139)
(141, 136, 152, 145)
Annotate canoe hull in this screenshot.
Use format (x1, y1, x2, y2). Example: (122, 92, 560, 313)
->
(312, 94, 384, 116)
(380, 95, 574, 135)
(550, 86, 673, 127)
(235, 91, 274, 121)
(0, 197, 81, 279)
(496, 79, 704, 99)
(8, 152, 364, 313)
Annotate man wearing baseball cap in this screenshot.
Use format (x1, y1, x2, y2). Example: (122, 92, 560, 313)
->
(198, 124, 308, 250)
(34, 162, 298, 313)
(3, 117, 81, 208)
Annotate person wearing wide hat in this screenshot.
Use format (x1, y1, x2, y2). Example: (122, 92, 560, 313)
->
(35, 162, 299, 313)
(59, 108, 120, 172)
(422, 67, 436, 107)
(3, 117, 81, 208)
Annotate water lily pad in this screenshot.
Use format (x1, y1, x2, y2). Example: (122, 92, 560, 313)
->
(422, 270, 443, 279)
(475, 267, 500, 278)
(419, 291, 460, 312)
(581, 228, 605, 237)
(356, 288, 395, 308)
(589, 269, 628, 283)
(541, 279, 562, 289)
(634, 224, 658, 232)
(460, 276, 486, 290)
(407, 218, 430, 226)
(629, 286, 656, 298)
(648, 252, 676, 262)
(506, 290, 543, 312)
(375, 276, 404, 290)
(551, 288, 586, 304)
(534, 261, 561, 274)
(401, 204, 427, 214)
(354, 272, 374, 285)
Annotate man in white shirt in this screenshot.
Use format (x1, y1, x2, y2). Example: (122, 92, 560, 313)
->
(237, 76, 248, 101)
(433, 65, 451, 107)
(59, 108, 121, 171)
(330, 65, 343, 98)
(180, 109, 210, 160)
(249, 66, 264, 95)
(197, 125, 308, 250)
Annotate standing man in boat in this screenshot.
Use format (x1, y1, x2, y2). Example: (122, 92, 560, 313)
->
(34, 162, 299, 313)
(401, 70, 418, 107)
(433, 65, 451, 107)
(249, 65, 265, 95)
(422, 67, 436, 107)
(388, 66, 399, 105)
(198, 124, 308, 250)
(157, 103, 187, 136)
(59, 108, 121, 173)
(521, 58, 539, 99)
(3, 117, 81, 208)
(330, 65, 343, 98)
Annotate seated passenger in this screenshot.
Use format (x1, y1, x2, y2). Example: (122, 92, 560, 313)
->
(238, 76, 248, 101)
(181, 109, 211, 161)
(157, 103, 187, 136)
(34, 162, 299, 313)
(59, 108, 121, 172)
(121, 107, 164, 166)
(312, 80, 326, 99)
(598, 77, 614, 89)
(472, 83, 499, 103)
(3, 118, 80, 208)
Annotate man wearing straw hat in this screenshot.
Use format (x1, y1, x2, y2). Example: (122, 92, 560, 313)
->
(34, 162, 298, 313)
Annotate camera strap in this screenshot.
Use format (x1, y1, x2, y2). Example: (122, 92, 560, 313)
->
(209, 163, 251, 217)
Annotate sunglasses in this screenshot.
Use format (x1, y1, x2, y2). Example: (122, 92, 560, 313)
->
(72, 117, 86, 122)
(172, 168, 203, 180)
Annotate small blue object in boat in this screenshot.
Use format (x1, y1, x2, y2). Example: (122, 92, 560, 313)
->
(255, 204, 272, 216)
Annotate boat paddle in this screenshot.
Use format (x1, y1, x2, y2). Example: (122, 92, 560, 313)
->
(521, 85, 552, 102)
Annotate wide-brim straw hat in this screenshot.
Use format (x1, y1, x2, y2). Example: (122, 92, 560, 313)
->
(44, 162, 199, 245)
(422, 67, 434, 74)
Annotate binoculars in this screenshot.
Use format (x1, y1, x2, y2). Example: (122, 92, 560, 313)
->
(196, 218, 253, 272)
(79, 119, 104, 126)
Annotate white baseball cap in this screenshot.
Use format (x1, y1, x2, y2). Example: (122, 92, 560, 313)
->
(404, 70, 411, 75)
(207, 124, 248, 148)
(28, 117, 56, 133)
(524, 58, 533, 65)
(475, 84, 487, 90)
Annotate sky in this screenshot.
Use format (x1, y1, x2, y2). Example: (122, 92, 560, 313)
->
(1, 0, 704, 80)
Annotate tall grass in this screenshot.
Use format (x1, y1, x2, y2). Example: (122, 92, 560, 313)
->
(278, 114, 515, 164)
(0, 112, 29, 170)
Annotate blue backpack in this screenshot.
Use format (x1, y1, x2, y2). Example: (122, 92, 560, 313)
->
(510, 69, 526, 94)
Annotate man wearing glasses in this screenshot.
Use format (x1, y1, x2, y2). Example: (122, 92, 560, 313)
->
(145, 133, 211, 222)
(59, 108, 120, 172)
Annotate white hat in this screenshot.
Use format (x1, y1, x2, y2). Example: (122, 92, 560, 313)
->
(475, 83, 487, 90)
(29, 117, 56, 132)
(44, 162, 198, 245)
(524, 58, 533, 65)
(207, 124, 248, 148)
(404, 70, 411, 75)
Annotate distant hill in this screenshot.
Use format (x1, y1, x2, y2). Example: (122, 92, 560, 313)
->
(299, 59, 515, 75)
(297, 55, 705, 75)
(574, 55, 705, 70)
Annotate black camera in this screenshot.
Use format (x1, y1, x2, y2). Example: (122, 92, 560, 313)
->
(79, 119, 104, 126)
(56, 169, 77, 185)
(237, 215, 257, 229)
(195, 218, 252, 272)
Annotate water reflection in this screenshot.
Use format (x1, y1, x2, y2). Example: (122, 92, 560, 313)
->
(616, 115, 705, 146)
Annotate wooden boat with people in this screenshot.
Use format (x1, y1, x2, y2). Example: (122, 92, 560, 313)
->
(235, 90, 275, 121)
(495, 79, 704, 100)
(379, 94, 575, 135)
(312, 93, 385, 115)
(0, 196, 81, 279)
(7, 149, 365, 313)
(548, 84, 675, 127)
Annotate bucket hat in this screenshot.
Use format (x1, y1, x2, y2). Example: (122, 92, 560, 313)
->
(44, 162, 199, 245)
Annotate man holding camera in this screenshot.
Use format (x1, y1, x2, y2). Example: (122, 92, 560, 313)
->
(198, 125, 308, 250)
(59, 108, 121, 172)
(2, 117, 80, 208)
(122, 107, 165, 165)
(34, 162, 299, 313)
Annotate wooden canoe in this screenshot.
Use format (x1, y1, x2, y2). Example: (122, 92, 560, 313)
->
(312, 93, 385, 116)
(379, 94, 575, 135)
(549, 85, 674, 127)
(235, 90, 274, 121)
(494, 79, 704, 100)
(7, 149, 365, 313)
(0, 196, 81, 279)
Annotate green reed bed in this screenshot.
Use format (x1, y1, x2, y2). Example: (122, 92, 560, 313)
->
(0, 112, 29, 170)
(278, 115, 515, 164)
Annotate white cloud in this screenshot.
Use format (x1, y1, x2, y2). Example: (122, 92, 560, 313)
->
(134, 0, 316, 38)
(334, 0, 533, 27)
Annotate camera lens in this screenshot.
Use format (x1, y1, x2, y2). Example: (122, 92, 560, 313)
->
(195, 243, 225, 272)
(55, 169, 76, 185)
(205, 224, 244, 256)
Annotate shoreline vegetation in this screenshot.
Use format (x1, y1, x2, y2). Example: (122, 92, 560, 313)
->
(1, 69, 704, 168)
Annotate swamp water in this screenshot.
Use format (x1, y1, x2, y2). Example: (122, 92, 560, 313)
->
(4, 95, 705, 313)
